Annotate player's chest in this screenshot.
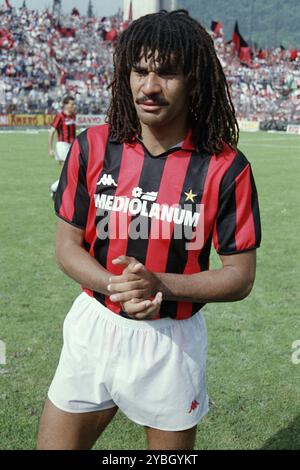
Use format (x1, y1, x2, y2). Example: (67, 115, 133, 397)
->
(91, 147, 206, 232)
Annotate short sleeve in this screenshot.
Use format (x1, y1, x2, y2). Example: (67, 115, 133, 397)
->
(55, 133, 90, 229)
(51, 114, 61, 130)
(213, 151, 261, 255)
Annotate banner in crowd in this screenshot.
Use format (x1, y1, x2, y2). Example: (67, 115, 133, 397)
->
(0, 115, 9, 126)
(0, 114, 106, 127)
(286, 124, 300, 135)
(0, 114, 55, 127)
(238, 120, 260, 132)
(11, 114, 56, 126)
(76, 115, 106, 126)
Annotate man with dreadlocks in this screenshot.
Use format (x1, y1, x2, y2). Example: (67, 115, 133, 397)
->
(37, 10, 261, 450)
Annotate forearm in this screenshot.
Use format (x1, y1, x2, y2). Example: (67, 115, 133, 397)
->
(56, 239, 110, 295)
(48, 131, 55, 152)
(156, 266, 253, 303)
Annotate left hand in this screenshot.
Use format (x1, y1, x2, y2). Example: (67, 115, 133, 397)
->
(121, 292, 163, 320)
(108, 256, 160, 303)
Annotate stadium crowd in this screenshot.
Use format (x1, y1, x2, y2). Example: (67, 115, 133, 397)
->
(214, 37, 300, 124)
(0, 2, 299, 124)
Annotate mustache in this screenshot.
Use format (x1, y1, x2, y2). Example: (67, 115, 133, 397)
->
(136, 95, 169, 106)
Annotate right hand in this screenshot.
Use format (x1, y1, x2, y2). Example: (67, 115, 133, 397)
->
(49, 149, 55, 158)
(109, 257, 159, 302)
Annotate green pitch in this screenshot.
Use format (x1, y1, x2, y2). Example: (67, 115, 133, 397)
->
(0, 130, 299, 449)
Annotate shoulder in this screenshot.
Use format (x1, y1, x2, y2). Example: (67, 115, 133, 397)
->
(51, 113, 62, 127)
(217, 144, 251, 190)
(76, 124, 110, 161)
(55, 112, 63, 121)
(82, 123, 110, 145)
(217, 142, 250, 172)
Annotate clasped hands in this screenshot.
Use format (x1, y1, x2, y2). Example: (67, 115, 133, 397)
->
(107, 255, 163, 320)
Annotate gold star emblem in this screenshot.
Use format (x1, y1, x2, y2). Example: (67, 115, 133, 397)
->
(184, 189, 197, 202)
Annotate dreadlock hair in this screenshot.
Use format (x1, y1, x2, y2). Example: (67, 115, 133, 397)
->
(107, 9, 239, 154)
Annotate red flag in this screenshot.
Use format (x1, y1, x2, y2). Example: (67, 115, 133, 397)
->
(211, 21, 223, 37)
(232, 21, 240, 53)
(128, 1, 133, 21)
(290, 49, 298, 61)
(240, 46, 251, 64)
(232, 21, 251, 65)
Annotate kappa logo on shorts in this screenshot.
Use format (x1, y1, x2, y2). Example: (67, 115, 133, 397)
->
(188, 400, 200, 413)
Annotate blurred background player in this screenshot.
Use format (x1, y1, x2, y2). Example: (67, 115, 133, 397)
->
(48, 96, 76, 199)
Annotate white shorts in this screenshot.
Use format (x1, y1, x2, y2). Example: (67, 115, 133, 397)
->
(48, 292, 209, 431)
(55, 141, 71, 162)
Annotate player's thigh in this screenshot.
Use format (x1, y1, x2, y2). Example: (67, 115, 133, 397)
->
(37, 398, 118, 450)
(145, 425, 197, 450)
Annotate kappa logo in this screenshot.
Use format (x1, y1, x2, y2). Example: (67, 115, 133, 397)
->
(97, 174, 118, 187)
(132, 187, 158, 202)
(188, 400, 200, 413)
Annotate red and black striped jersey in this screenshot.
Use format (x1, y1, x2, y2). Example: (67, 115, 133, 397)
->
(51, 112, 76, 143)
(55, 124, 261, 320)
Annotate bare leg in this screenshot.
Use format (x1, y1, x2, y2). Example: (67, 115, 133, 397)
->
(145, 425, 197, 450)
(50, 161, 65, 194)
(37, 399, 118, 450)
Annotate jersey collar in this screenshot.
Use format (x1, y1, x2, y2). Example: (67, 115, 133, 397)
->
(109, 128, 197, 153)
(181, 128, 196, 151)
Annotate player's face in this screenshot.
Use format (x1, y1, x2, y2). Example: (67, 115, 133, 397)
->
(130, 54, 190, 131)
(65, 100, 76, 114)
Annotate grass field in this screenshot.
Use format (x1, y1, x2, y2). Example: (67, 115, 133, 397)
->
(0, 130, 300, 450)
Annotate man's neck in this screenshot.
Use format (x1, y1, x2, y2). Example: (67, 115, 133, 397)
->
(140, 122, 189, 156)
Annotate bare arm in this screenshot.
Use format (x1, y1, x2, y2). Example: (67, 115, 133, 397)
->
(108, 251, 256, 305)
(155, 251, 256, 303)
(48, 127, 56, 156)
(55, 218, 111, 295)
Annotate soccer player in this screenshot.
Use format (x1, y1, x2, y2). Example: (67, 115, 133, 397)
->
(48, 96, 76, 199)
(37, 10, 261, 450)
